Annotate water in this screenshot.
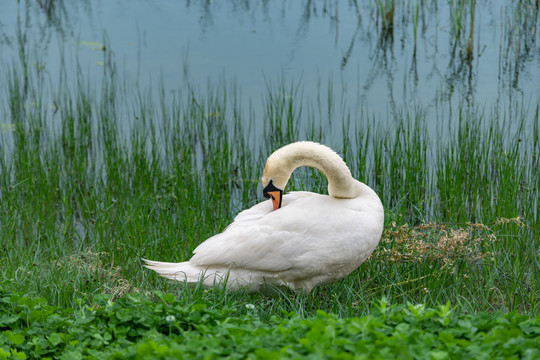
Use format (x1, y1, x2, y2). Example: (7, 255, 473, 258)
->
(0, 0, 539, 142)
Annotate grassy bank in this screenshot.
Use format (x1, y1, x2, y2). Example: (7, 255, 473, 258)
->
(0, 41, 538, 318)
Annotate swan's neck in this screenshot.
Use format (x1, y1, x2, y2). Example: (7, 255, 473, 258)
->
(263, 141, 361, 198)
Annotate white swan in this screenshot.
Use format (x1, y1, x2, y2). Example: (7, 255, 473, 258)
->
(143, 141, 384, 292)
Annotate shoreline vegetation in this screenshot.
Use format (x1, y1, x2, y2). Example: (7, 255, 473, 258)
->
(0, 40, 538, 317)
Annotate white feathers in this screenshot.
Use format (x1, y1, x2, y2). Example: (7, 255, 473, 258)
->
(143, 142, 384, 292)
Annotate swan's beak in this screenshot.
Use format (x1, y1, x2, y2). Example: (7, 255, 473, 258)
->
(267, 191, 282, 210)
(263, 180, 283, 210)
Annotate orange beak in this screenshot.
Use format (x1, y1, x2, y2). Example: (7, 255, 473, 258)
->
(267, 190, 282, 211)
(263, 180, 283, 210)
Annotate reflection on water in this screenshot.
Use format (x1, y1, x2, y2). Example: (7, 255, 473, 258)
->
(0, 0, 539, 134)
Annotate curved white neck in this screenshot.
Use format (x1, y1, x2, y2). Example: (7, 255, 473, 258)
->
(263, 142, 361, 198)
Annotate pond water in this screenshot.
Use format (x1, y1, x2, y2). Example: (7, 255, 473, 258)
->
(0, 0, 539, 141)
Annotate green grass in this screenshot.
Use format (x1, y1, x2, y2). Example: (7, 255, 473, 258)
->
(0, 30, 539, 321)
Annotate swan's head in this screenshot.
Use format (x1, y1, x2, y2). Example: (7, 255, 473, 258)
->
(262, 179, 283, 211)
(261, 150, 292, 211)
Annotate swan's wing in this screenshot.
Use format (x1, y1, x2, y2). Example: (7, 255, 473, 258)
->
(191, 192, 312, 272)
(189, 192, 379, 273)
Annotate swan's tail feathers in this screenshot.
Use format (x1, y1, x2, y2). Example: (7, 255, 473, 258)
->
(142, 259, 204, 283)
(142, 259, 258, 291)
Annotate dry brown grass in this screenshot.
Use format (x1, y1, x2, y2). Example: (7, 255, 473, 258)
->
(372, 221, 498, 272)
(495, 216, 528, 227)
(53, 250, 139, 301)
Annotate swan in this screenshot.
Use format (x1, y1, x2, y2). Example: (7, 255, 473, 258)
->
(143, 141, 384, 292)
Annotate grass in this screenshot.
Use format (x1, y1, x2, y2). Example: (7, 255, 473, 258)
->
(0, 12, 539, 321)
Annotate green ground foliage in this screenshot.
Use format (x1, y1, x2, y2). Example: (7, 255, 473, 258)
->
(0, 288, 539, 360)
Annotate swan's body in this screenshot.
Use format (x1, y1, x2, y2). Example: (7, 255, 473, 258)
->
(143, 141, 384, 292)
